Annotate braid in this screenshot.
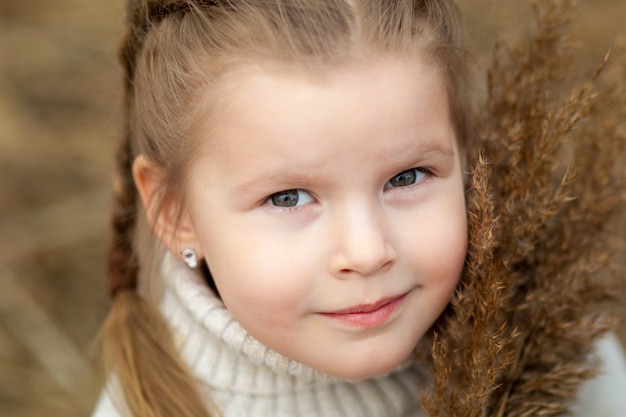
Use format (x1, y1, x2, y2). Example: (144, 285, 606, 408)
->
(124, 0, 218, 66)
(106, 1, 143, 296)
(107, 131, 139, 296)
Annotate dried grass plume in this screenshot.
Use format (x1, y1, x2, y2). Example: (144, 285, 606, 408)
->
(421, 1, 626, 416)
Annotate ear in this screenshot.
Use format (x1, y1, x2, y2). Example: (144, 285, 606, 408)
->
(132, 154, 203, 262)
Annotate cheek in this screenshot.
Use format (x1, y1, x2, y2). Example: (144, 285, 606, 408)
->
(434, 206, 467, 272)
(438, 200, 467, 278)
(404, 202, 466, 327)
(203, 231, 315, 329)
(405, 190, 467, 286)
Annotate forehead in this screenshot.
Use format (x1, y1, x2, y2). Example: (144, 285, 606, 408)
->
(191, 54, 455, 172)
(208, 53, 448, 132)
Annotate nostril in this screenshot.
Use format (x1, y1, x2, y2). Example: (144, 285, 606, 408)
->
(336, 255, 394, 277)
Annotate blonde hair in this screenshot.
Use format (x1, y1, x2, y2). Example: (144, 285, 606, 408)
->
(105, 1, 471, 416)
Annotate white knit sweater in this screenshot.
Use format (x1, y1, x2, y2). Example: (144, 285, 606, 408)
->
(93, 253, 428, 416)
(92, 254, 626, 417)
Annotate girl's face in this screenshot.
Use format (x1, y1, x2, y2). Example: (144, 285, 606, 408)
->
(182, 55, 467, 379)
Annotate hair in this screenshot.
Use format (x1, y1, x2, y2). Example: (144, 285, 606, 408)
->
(104, 1, 472, 416)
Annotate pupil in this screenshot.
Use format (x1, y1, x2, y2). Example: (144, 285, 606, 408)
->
(391, 169, 416, 187)
(271, 190, 299, 207)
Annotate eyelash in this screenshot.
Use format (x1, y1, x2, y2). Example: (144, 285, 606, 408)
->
(265, 189, 315, 211)
(383, 167, 432, 191)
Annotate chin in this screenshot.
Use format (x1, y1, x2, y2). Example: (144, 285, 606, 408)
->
(324, 352, 412, 381)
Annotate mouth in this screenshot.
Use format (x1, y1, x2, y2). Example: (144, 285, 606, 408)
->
(319, 292, 409, 328)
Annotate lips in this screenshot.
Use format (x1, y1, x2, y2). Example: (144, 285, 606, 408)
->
(320, 292, 409, 328)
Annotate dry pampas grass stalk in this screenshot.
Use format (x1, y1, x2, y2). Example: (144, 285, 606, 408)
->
(421, 0, 626, 416)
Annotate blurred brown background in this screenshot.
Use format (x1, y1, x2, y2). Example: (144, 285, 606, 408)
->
(0, 1, 624, 416)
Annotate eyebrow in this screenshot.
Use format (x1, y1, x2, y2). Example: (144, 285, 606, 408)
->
(230, 138, 455, 197)
(410, 141, 455, 160)
(381, 139, 456, 171)
(231, 170, 321, 199)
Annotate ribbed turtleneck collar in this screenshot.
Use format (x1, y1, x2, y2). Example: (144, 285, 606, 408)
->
(158, 252, 428, 417)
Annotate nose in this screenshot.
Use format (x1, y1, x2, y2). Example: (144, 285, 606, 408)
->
(329, 203, 397, 278)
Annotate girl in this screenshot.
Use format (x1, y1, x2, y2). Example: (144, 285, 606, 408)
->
(94, 1, 626, 416)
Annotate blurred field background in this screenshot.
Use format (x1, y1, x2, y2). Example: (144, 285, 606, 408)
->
(0, 0, 624, 416)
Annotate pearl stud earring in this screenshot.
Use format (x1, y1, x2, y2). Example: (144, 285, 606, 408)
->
(181, 248, 198, 269)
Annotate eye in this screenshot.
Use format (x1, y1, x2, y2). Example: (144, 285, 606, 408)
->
(384, 168, 428, 189)
(267, 189, 314, 208)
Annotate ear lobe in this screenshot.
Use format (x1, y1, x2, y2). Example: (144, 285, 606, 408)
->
(132, 154, 203, 260)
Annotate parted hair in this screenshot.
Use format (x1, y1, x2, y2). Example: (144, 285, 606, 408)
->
(103, 1, 471, 416)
